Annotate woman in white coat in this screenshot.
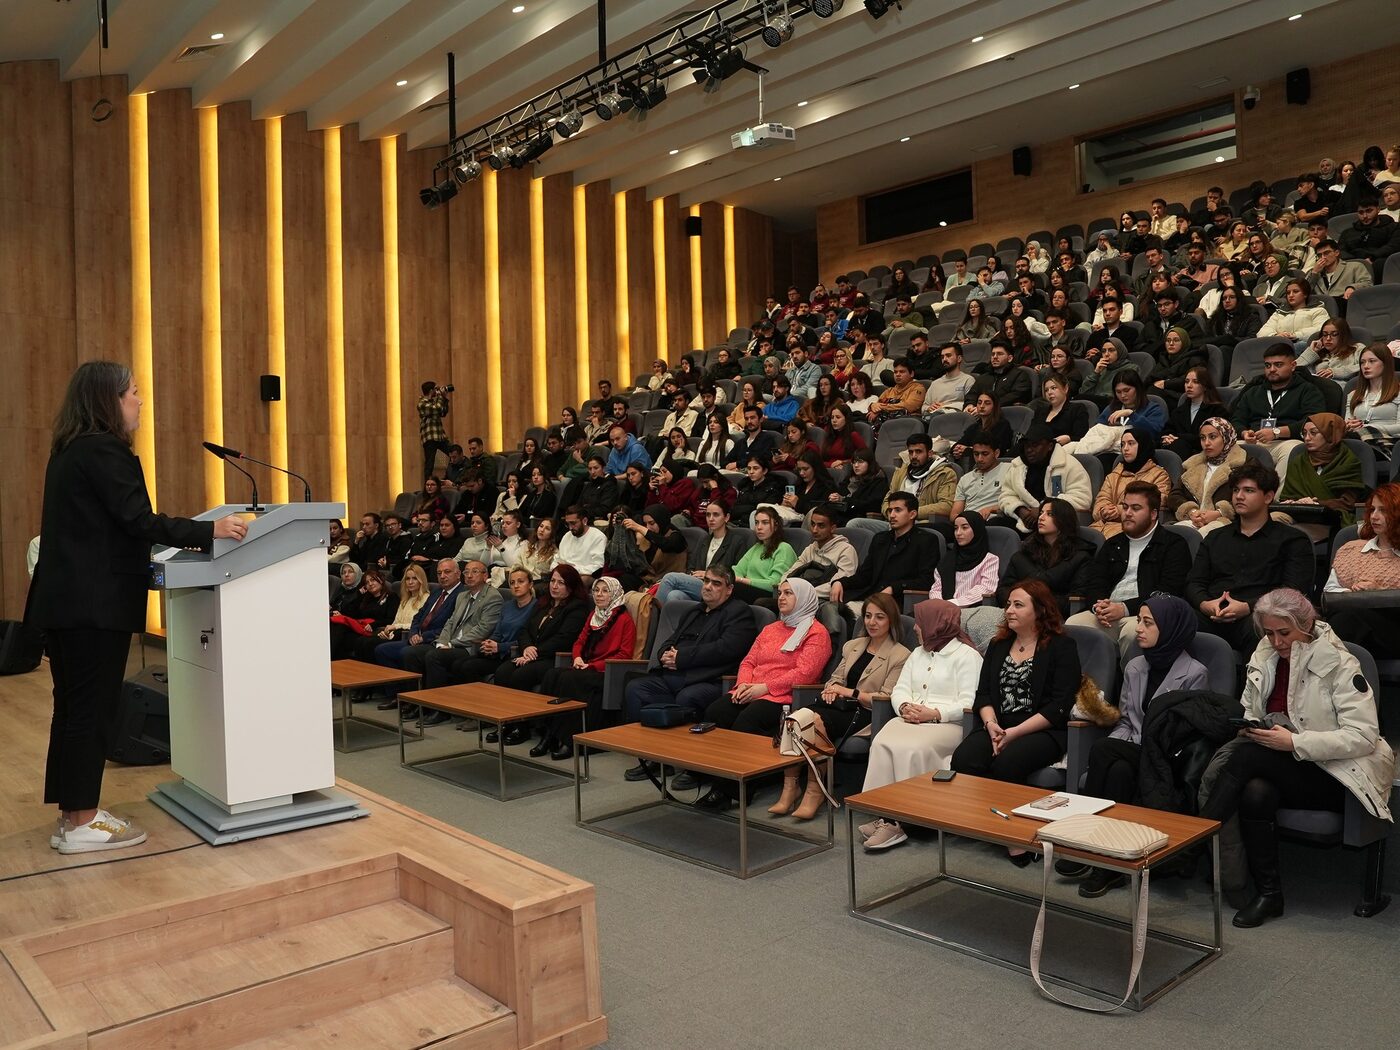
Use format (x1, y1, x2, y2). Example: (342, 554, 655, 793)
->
(858, 599, 983, 851)
(1199, 588, 1395, 928)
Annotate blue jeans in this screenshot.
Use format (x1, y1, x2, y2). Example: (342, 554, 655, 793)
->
(624, 671, 722, 722)
(656, 572, 703, 605)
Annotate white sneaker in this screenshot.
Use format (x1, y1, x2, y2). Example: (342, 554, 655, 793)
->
(50, 817, 63, 849)
(863, 821, 908, 851)
(56, 811, 148, 855)
(858, 818, 883, 840)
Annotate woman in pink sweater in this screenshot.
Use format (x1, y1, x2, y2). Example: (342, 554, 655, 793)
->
(693, 578, 832, 811)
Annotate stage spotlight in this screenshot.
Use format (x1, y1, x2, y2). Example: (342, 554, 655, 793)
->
(761, 13, 794, 48)
(864, 0, 901, 18)
(510, 129, 554, 167)
(554, 108, 583, 137)
(631, 80, 667, 111)
(596, 88, 632, 120)
(693, 45, 745, 91)
(487, 142, 516, 170)
(453, 157, 481, 184)
(811, 0, 844, 15)
(419, 178, 458, 208)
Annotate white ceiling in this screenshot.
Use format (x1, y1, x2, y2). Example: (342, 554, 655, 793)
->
(2, 0, 1395, 228)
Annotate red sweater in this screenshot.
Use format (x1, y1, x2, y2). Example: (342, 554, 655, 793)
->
(736, 622, 833, 706)
(571, 609, 636, 670)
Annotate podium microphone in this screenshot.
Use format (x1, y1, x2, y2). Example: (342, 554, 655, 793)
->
(202, 441, 264, 512)
(201, 442, 313, 502)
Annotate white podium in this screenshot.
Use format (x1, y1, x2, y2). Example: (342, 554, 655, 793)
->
(147, 502, 369, 844)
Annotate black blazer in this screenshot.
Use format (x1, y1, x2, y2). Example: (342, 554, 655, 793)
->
(1081, 525, 1192, 615)
(26, 433, 214, 633)
(518, 597, 590, 656)
(973, 632, 1081, 730)
(652, 596, 759, 684)
(685, 529, 748, 572)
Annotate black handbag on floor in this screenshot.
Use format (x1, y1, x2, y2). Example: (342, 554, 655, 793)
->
(0, 620, 43, 675)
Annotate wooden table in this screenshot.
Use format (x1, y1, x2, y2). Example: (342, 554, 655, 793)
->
(328, 659, 423, 752)
(396, 683, 589, 800)
(573, 724, 833, 879)
(845, 773, 1222, 1011)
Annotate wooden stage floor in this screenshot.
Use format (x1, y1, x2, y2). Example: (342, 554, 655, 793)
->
(0, 657, 605, 1049)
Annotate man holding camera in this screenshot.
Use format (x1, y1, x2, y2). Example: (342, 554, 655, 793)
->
(418, 380, 452, 480)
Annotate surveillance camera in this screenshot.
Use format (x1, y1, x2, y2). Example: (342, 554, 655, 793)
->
(1243, 85, 1260, 111)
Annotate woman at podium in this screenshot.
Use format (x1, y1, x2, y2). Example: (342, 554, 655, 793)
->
(25, 361, 246, 855)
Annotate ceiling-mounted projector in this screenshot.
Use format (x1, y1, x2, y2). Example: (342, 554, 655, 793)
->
(731, 122, 796, 150)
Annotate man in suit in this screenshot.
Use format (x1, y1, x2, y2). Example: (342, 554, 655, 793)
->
(1085, 298, 1138, 360)
(402, 560, 502, 724)
(1308, 237, 1374, 303)
(374, 558, 463, 674)
(622, 564, 759, 778)
(1066, 482, 1192, 655)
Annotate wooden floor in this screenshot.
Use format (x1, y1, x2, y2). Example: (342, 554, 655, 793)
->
(0, 657, 605, 1050)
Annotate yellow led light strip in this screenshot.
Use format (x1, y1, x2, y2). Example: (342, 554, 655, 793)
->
(688, 204, 703, 352)
(572, 183, 590, 404)
(324, 126, 348, 506)
(530, 176, 548, 426)
(264, 116, 288, 503)
(198, 105, 224, 505)
(380, 136, 403, 496)
(482, 169, 503, 450)
(653, 196, 668, 363)
(723, 204, 737, 335)
(614, 191, 630, 384)
(129, 92, 160, 632)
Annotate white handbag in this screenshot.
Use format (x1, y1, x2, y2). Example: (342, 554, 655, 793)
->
(776, 707, 839, 807)
(1030, 814, 1169, 1012)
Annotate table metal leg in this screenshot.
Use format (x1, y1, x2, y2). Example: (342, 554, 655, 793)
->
(1129, 870, 1144, 1011)
(938, 828, 947, 875)
(574, 746, 582, 824)
(1211, 833, 1223, 949)
(738, 775, 749, 878)
(398, 701, 405, 764)
(846, 805, 858, 911)
(497, 722, 508, 801)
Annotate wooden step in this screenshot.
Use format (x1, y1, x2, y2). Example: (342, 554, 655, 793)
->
(229, 976, 515, 1050)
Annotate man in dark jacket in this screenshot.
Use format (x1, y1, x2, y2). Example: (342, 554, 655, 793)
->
(828, 493, 938, 611)
(1339, 198, 1400, 273)
(1229, 343, 1326, 471)
(964, 344, 1032, 406)
(1067, 482, 1191, 655)
(725, 404, 779, 468)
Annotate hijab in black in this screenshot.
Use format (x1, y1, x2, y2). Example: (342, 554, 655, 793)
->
(643, 503, 676, 538)
(939, 512, 990, 599)
(1121, 425, 1156, 473)
(1141, 594, 1197, 700)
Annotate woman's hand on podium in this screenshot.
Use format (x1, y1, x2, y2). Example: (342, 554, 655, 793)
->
(214, 515, 249, 541)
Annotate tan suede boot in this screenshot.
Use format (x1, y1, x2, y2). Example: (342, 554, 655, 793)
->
(791, 765, 827, 821)
(768, 770, 802, 815)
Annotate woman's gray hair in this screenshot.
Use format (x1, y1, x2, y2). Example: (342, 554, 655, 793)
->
(1252, 588, 1317, 637)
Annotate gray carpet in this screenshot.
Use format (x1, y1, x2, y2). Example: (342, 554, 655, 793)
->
(335, 709, 1400, 1049)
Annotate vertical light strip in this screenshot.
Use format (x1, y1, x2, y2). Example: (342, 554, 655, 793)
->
(529, 176, 548, 426)
(572, 183, 590, 404)
(129, 92, 160, 631)
(614, 192, 631, 383)
(198, 106, 224, 506)
(482, 169, 503, 451)
(688, 204, 704, 352)
(652, 197, 668, 364)
(380, 136, 403, 497)
(324, 126, 348, 506)
(723, 204, 737, 335)
(264, 116, 289, 503)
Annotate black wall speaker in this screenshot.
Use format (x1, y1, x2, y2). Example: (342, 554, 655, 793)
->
(1012, 146, 1032, 177)
(685, 215, 703, 237)
(260, 374, 282, 402)
(1286, 68, 1311, 105)
(106, 665, 170, 765)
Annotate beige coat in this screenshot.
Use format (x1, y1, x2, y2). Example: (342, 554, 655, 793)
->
(823, 637, 911, 707)
(1169, 445, 1247, 522)
(1242, 622, 1395, 820)
(1091, 461, 1172, 538)
(998, 444, 1093, 532)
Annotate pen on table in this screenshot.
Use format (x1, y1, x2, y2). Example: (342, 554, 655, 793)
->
(990, 807, 1011, 820)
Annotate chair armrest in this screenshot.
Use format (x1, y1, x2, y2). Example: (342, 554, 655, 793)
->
(902, 591, 927, 614)
(870, 697, 895, 735)
(601, 658, 650, 712)
(1323, 589, 1400, 612)
(960, 705, 976, 740)
(1344, 788, 1392, 847)
(554, 652, 572, 668)
(790, 685, 824, 710)
(1066, 722, 1109, 793)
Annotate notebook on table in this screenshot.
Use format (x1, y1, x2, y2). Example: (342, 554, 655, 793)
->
(1010, 792, 1114, 822)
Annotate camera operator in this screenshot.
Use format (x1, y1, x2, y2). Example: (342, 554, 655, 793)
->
(418, 379, 453, 481)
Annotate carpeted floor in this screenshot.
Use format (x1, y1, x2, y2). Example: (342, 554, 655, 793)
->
(336, 708, 1400, 1050)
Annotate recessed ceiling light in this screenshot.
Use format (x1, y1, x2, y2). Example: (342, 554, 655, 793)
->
(1288, 12, 1302, 19)
(210, 32, 224, 41)
(797, 100, 808, 107)
(396, 79, 408, 87)
(1215, 155, 1225, 163)
(1068, 83, 1080, 90)
(669, 149, 679, 155)
(773, 177, 782, 182)
(900, 136, 910, 143)
(512, 4, 525, 12)
(938, 221, 947, 227)
(672, 57, 684, 65)
(971, 35, 984, 43)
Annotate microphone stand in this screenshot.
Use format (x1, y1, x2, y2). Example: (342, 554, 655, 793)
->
(202, 442, 264, 511)
(238, 452, 313, 502)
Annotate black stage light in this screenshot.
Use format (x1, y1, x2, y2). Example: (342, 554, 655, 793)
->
(419, 178, 457, 208)
(761, 14, 794, 48)
(864, 0, 901, 18)
(554, 108, 583, 137)
(812, 0, 844, 16)
(632, 80, 667, 111)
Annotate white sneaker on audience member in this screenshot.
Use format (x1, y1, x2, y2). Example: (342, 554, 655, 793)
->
(862, 820, 907, 851)
(56, 811, 148, 854)
(50, 817, 64, 849)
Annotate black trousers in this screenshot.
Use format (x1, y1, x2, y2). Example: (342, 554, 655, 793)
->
(423, 439, 451, 480)
(1083, 737, 1142, 803)
(1328, 607, 1400, 659)
(1196, 612, 1259, 653)
(539, 666, 607, 742)
(702, 696, 787, 798)
(423, 650, 505, 688)
(44, 628, 131, 811)
(1199, 741, 1345, 823)
(493, 658, 554, 693)
(731, 581, 772, 604)
(951, 725, 1067, 783)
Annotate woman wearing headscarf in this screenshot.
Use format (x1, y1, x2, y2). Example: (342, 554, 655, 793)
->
(537, 576, 636, 747)
(606, 503, 688, 590)
(1169, 417, 1247, 535)
(858, 599, 984, 852)
(929, 511, 1003, 649)
(1278, 413, 1366, 529)
(1092, 427, 1172, 539)
(694, 579, 833, 812)
(332, 562, 365, 615)
(1148, 326, 1207, 395)
(1063, 596, 1208, 896)
(771, 593, 910, 823)
(329, 568, 398, 659)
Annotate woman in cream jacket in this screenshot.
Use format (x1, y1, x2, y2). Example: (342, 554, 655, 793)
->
(1167, 417, 1247, 536)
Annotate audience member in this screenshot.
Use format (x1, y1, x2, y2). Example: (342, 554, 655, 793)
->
(950, 439, 1007, 522)
(1276, 413, 1365, 529)
(996, 498, 1094, 615)
(1324, 484, 1400, 657)
(556, 506, 607, 578)
(829, 493, 937, 611)
(996, 424, 1092, 532)
(373, 559, 462, 673)
(881, 434, 957, 523)
(730, 507, 797, 602)
(329, 568, 399, 660)
(1230, 341, 1325, 470)
(965, 345, 1032, 407)
(1090, 429, 1172, 538)
(1160, 366, 1225, 459)
(776, 506, 858, 601)
(1344, 344, 1400, 450)
(1297, 317, 1363, 381)
(1169, 417, 1247, 535)
(654, 502, 747, 604)
(831, 450, 890, 525)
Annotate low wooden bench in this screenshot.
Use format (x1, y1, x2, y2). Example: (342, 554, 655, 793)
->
(328, 659, 422, 753)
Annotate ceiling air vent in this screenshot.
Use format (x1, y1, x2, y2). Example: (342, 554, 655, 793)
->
(175, 44, 224, 62)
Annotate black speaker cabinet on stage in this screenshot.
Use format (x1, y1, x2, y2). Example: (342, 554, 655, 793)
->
(107, 665, 171, 765)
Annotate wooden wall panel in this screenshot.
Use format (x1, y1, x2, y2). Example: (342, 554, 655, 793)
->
(339, 125, 388, 516)
(540, 173, 577, 424)
(731, 206, 773, 332)
(622, 188, 655, 380)
(0, 62, 77, 618)
(658, 195, 692, 358)
(70, 75, 131, 364)
(279, 113, 332, 506)
(396, 140, 450, 489)
(582, 182, 617, 395)
(496, 167, 532, 445)
(146, 89, 207, 520)
(697, 202, 726, 351)
(216, 102, 270, 477)
(447, 176, 488, 459)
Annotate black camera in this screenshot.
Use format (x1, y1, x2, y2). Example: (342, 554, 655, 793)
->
(441, 383, 455, 393)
